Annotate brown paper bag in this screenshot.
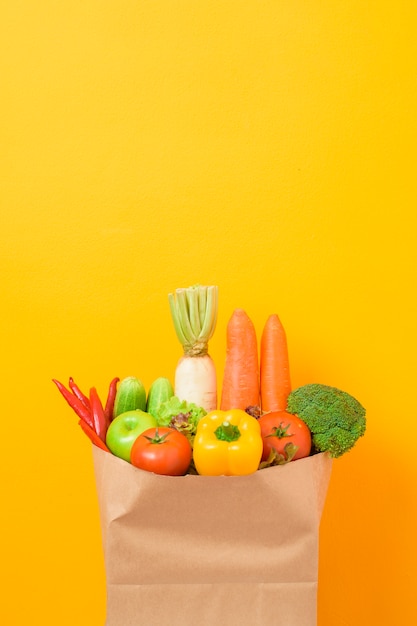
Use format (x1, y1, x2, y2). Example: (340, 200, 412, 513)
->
(92, 446, 332, 626)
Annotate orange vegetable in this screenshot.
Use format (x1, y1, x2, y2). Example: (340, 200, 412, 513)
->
(220, 308, 260, 411)
(260, 313, 291, 412)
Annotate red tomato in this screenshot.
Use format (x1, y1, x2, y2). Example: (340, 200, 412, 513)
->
(258, 411, 311, 462)
(130, 427, 192, 476)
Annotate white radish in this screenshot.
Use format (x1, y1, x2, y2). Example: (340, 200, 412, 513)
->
(174, 354, 217, 411)
(168, 285, 218, 412)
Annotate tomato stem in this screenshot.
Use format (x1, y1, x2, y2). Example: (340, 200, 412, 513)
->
(266, 422, 293, 439)
(143, 428, 172, 445)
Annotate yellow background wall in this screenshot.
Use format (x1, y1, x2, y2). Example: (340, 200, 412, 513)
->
(1, 2, 416, 624)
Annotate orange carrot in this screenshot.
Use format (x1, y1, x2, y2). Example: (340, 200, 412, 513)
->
(260, 313, 291, 412)
(220, 308, 260, 411)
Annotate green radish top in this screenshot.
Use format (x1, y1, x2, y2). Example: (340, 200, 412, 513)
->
(168, 284, 218, 357)
(113, 376, 147, 418)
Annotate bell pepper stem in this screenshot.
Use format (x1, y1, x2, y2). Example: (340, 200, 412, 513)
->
(214, 421, 241, 442)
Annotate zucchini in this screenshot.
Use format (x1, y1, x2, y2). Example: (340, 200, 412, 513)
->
(146, 377, 174, 418)
(113, 376, 147, 418)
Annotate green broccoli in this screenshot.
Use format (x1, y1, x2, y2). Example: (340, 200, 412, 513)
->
(286, 383, 366, 458)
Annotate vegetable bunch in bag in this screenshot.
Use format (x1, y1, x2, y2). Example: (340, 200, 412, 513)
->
(53, 284, 366, 477)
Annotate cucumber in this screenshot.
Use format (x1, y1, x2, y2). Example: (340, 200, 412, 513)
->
(146, 377, 174, 418)
(113, 376, 147, 418)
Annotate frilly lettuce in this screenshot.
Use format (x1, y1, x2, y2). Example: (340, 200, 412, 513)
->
(155, 396, 207, 435)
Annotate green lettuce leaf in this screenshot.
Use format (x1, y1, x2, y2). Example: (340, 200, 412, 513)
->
(155, 396, 207, 431)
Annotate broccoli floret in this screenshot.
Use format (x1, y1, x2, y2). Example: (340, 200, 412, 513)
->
(286, 383, 366, 458)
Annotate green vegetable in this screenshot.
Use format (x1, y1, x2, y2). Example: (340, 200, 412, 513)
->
(286, 383, 366, 458)
(113, 376, 146, 418)
(155, 395, 207, 444)
(146, 377, 174, 418)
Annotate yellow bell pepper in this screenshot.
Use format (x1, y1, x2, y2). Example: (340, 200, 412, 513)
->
(193, 409, 263, 476)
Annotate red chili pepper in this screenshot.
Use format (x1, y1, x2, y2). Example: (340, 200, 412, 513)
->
(68, 377, 90, 410)
(89, 386, 108, 441)
(104, 377, 120, 423)
(78, 419, 110, 452)
(52, 379, 94, 429)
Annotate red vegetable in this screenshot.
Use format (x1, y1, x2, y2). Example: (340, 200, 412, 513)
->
(68, 377, 91, 410)
(78, 419, 111, 452)
(258, 411, 311, 462)
(89, 387, 108, 442)
(260, 314, 291, 412)
(130, 427, 192, 476)
(104, 377, 120, 423)
(52, 378, 94, 429)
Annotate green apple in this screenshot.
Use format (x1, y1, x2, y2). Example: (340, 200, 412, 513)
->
(106, 410, 157, 462)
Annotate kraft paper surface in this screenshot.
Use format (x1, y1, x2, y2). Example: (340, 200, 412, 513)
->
(92, 446, 332, 626)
